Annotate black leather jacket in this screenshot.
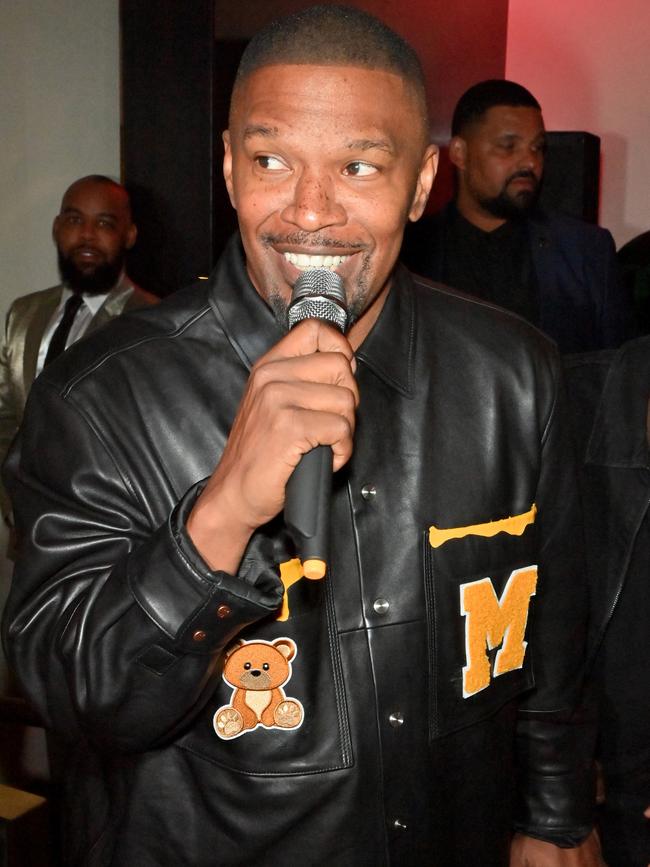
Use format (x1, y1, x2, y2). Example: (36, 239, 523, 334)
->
(3, 237, 593, 866)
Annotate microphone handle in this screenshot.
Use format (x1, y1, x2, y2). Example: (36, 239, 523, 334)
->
(284, 444, 333, 579)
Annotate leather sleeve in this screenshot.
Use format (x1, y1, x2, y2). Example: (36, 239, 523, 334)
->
(513, 361, 596, 844)
(1, 379, 283, 753)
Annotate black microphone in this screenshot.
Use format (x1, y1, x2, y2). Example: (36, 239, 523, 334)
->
(284, 269, 349, 580)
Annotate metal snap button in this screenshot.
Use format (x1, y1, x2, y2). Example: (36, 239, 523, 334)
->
(373, 598, 390, 615)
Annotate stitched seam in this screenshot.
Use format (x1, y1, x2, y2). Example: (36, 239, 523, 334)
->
(60, 305, 213, 397)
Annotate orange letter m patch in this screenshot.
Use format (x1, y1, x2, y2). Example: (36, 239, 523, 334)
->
(460, 566, 538, 698)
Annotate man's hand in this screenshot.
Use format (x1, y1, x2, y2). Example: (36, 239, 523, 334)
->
(187, 319, 358, 572)
(509, 830, 605, 867)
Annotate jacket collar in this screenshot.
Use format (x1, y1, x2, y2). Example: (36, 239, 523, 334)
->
(87, 273, 137, 333)
(586, 337, 650, 469)
(208, 235, 416, 397)
(354, 264, 416, 397)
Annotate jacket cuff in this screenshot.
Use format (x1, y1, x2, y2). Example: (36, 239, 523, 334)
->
(127, 481, 284, 650)
(514, 712, 596, 846)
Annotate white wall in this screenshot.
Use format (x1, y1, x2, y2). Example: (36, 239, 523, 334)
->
(506, 0, 650, 249)
(0, 0, 120, 325)
(0, 0, 120, 693)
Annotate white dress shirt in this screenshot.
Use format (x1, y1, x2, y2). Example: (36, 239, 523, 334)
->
(36, 287, 110, 377)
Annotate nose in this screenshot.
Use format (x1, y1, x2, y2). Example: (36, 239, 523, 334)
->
(251, 670, 261, 677)
(520, 146, 544, 176)
(280, 169, 347, 231)
(79, 218, 98, 242)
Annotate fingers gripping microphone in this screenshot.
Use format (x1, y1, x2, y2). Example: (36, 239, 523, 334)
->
(285, 269, 349, 580)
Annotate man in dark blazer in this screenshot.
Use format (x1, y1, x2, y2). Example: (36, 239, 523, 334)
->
(565, 336, 650, 866)
(402, 79, 628, 353)
(0, 175, 157, 523)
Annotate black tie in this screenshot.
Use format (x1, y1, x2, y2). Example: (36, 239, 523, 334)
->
(44, 293, 84, 366)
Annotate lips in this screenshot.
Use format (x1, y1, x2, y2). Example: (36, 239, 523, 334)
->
(507, 173, 538, 190)
(73, 247, 102, 259)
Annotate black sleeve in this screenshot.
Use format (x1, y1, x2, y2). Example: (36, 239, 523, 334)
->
(1, 380, 283, 753)
(513, 360, 596, 845)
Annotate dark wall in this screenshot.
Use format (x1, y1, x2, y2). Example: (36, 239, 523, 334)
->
(214, 0, 509, 141)
(122, 1, 247, 295)
(121, 0, 509, 293)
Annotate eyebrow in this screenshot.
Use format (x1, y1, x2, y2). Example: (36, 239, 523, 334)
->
(61, 207, 117, 219)
(242, 125, 394, 154)
(345, 138, 394, 154)
(497, 132, 546, 142)
(243, 124, 279, 140)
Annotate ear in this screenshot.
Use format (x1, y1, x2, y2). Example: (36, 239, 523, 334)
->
(52, 216, 60, 244)
(125, 223, 137, 251)
(273, 638, 296, 662)
(448, 136, 467, 171)
(408, 144, 439, 223)
(222, 130, 236, 209)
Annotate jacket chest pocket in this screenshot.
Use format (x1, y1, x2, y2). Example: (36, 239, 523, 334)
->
(177, 570, 353, 776)
(424, 509, 538, 738)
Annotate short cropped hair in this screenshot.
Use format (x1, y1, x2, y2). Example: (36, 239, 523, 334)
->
(232, 4, 429, 132)
(451, 80, 540, 137)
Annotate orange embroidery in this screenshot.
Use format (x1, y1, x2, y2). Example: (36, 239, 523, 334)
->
(460, 566, 538, 698)
(277, 558, 305, 622)
(429, 504, 537, 549)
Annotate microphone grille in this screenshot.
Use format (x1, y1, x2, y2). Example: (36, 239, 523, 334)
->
(287, 269, 348, 333)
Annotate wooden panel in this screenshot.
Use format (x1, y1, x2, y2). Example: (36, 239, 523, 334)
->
(0, 784, 50, 867)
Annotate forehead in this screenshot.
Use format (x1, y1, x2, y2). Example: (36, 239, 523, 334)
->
(230, 63, 424, 152)
(60, 182, 127, 216)
(471, 105, 545, 141)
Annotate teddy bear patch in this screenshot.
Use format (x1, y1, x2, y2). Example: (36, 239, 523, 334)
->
(213, 638, 304, 740)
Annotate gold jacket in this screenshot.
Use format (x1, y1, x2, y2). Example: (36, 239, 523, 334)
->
(0, 276, 157, 519)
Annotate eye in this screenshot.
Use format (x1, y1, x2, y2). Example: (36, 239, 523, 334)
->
(262, 663, 270, 671)
(243, 662, 252, 670)
(255, 154, 287, 172)
(343, 161, 378, 177)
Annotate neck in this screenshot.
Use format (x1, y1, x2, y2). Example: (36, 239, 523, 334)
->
(455, 189, 507, 233)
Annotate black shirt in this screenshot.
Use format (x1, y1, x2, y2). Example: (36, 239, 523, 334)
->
(443, 206, 540, 325)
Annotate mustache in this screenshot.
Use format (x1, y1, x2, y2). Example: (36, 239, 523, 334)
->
(506, 170, 539, 185)
(71, 245, 105, 256)
(260, 232, 363, 251)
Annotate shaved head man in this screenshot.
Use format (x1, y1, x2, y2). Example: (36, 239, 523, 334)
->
(0, 175, 156, 531)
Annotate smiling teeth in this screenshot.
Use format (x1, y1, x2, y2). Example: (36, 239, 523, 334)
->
(283, 252, 349, 271)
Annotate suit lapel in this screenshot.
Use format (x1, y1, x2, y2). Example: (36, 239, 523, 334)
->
(22, 287, 62, 392)
(527, 216, 557, 332)
(85, 277, 133, 336)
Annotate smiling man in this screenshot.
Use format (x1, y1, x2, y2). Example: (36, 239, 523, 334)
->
(3, 8, 599, 867)
(402, 79, 628, 353)
(0, 175, 156, 534)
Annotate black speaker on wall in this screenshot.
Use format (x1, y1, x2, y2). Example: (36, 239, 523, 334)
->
(538, 131, 601, 224)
